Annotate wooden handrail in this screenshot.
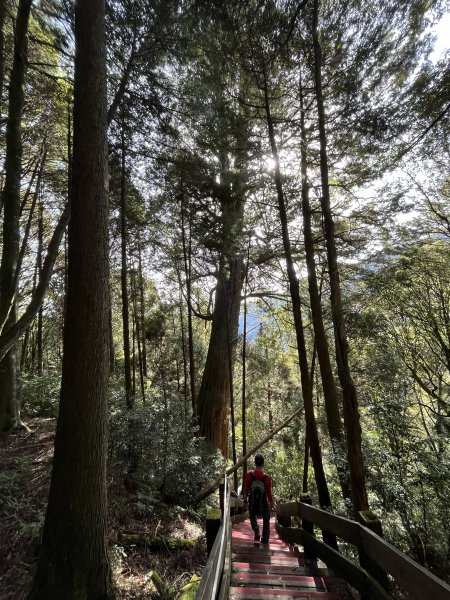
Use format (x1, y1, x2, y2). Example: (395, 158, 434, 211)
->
(195, 477, 231, 600)
(276, 501, 450, 600)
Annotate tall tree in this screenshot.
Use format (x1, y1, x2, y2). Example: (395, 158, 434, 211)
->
(28, 0, 113, 596)
(0, 0, 33, 432)
(299, 69, 351, 503)
(311, 0, 368, 513)
(262, 66, 335, 524)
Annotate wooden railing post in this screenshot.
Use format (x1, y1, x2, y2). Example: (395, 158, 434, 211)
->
(206, 507, 221, 556)
(219, 478, 225, 513)
(300, 494, 315, 558)
(358, 511, 390, 592)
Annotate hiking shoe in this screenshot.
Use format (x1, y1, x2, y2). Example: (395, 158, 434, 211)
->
(254, 534, 260, 541)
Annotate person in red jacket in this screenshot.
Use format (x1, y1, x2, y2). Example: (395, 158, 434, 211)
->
(243, 454, 274, 544)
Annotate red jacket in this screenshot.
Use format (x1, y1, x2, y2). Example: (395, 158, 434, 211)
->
(243, 469, 273, 504)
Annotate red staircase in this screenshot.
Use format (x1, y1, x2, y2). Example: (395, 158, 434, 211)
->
(230, 518, 340, 599)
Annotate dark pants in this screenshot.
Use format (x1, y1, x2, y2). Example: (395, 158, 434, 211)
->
(250, 502, 270, 543)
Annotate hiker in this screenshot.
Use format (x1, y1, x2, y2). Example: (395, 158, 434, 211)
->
(242, 454, 274, 544)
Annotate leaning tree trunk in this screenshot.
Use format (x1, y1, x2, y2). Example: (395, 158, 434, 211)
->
(299, 73, 351, 504)
(27, 0, 113, 597)
(0, 0, 33, 432)
(312, 0, 369, 513)
(262, 72, 335, 526)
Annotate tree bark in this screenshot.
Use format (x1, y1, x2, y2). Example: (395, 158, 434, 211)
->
(181, 191, 196, 417)
(241, 242, 250, 484)
(262, 70, 334, 520)
(137, 238, 147, 377)
(197, 164, 245, 456)
(27, 0, 113, 597)
(312, 0, 369, 513)
(0, 0, 8, 119)
(0, 0, 33, 432)
(299, 72, 351, 503)
(120, 115, 133, 409)
(197, 256, 243, 456)
(0, 205, 69, 363)
(37, 198, 43, 375)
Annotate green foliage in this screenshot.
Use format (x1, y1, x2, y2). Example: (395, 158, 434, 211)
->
(178, 574, 201, 599)
(149, 570, 177, 600)
(108, 379, 224, 505)
(21, 372, 61, 418)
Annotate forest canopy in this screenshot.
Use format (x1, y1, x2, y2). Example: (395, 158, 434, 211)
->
(0, 0, 449, 598)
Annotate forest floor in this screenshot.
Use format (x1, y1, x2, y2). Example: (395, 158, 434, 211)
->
(0, 418, 207, 599)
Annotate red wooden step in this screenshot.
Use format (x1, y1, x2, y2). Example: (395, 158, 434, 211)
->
(232, 572, 327, 589)
(233, 562, 314, 576)
(231, 554, 311, 567)
(229, 587, 339, 599)
(233, 544, 301, 557)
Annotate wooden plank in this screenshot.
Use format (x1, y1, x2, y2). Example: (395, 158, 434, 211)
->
(298, 503, 360, 546)
(360, 527, 450, 600)
(232, 572, 327, 589)
(276, 501, 302, 518)
(230, 588, 339, 599)
(301, 532, 392, 600)
(275, 522, 303, 545)
(218, 520, 232, 600)
(232, 562, 315, 576)
(196, 479, 231, 600)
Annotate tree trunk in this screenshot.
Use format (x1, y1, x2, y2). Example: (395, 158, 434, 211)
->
(262, 71, 334, 519)
(197, 161, 245, 456)
(227, 293, 238, 491)
(27, 0, 113, 597)
(0, 0, 33, 432)
(0, 0, 8, 118)
(299, 72, 351, 503)
(181, 191, 196, 417)
(120, 115, 133, 409)
(37, 198, 43, 375)
(0, 205, 69, 363)
(177, 269, 189, 415)
(241, 243, 250, 484)
(312, 0, 369, 514)
(197, 256, 243, 456)
(302, 435, 309, 493)
(137, 238, 147, 377)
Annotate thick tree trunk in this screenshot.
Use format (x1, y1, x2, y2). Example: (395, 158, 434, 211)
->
(0, 0, 33, 432)
(263, 73, 334, 519)
(197, 256, 243, 456)
(120, 117, 133, 409)
(197, 156, 245, 456)
(312, 0, 369, 514)
(27, 0, 113, 597)
(299, 74, 351, 503)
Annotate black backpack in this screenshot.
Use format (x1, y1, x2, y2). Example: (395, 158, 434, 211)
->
(249, 472, 267, 517)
